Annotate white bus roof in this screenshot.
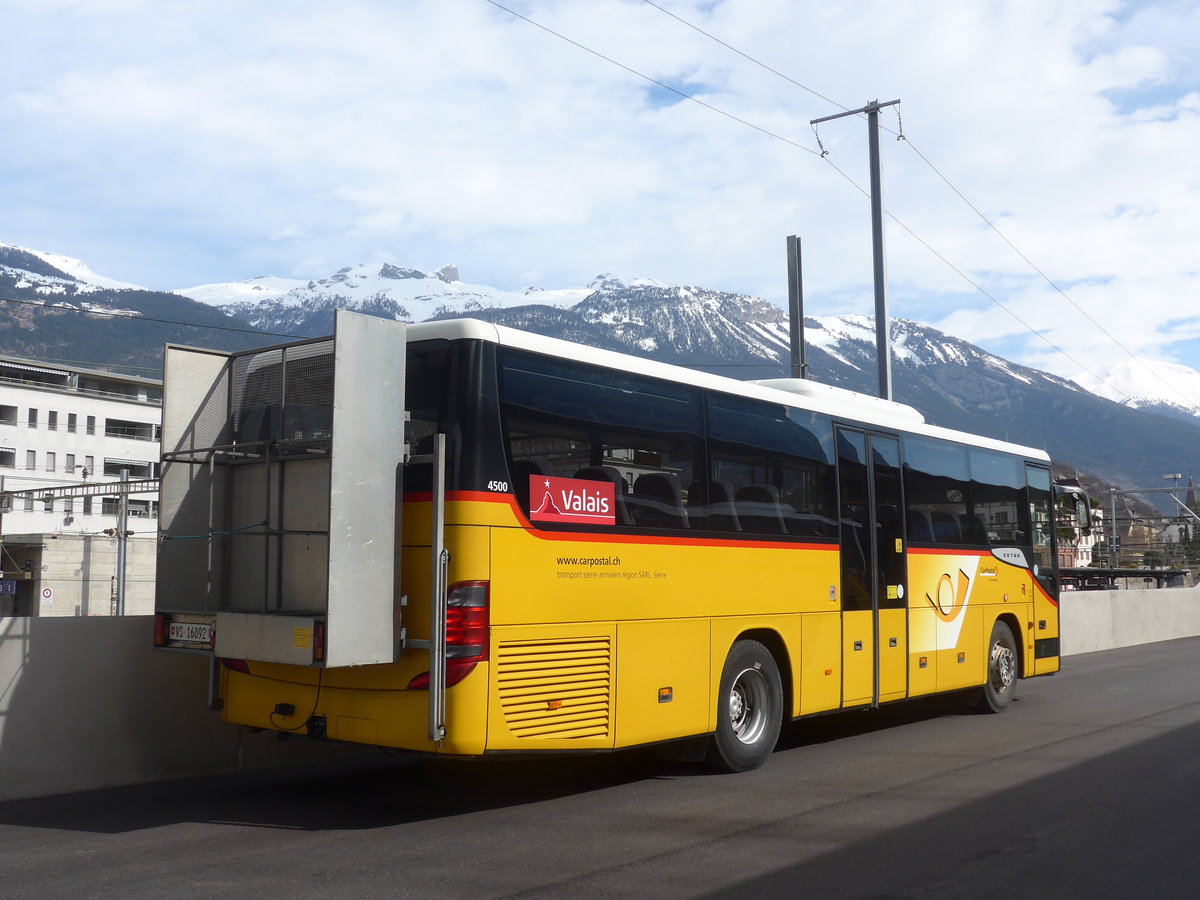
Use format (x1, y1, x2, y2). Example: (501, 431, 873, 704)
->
(405, 318, 1051, 463)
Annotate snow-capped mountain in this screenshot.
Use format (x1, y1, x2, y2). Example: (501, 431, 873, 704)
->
(174, 263, 601, 336)
(183, 261, 1195, 497)
(0, 243, 271, 368)
(0, 241, 144, 291)
(1072, 359, 1200, 421)
(5, 240, 1200, 502)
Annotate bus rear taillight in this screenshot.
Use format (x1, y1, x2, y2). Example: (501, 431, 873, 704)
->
(445, 581, 489, 661)
(313, 621, 327, 663)
(408, 581, 489, 690)
(154, 614, 169, 647)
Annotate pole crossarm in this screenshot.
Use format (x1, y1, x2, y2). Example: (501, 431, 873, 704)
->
(2, 479, 159, 502)
(809, 98, 900, 126)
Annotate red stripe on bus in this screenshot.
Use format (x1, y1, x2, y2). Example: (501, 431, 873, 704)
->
(403, 490, 836, 552)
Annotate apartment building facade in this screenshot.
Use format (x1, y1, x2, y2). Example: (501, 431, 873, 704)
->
(0, 355, 161, 616)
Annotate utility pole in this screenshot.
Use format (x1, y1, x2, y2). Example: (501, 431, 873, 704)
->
(810, 99, 900, 400)
(786, 235, 807, 379)
(116, 468, 129, 616)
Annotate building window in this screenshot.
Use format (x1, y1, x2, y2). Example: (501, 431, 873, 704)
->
(23, 498, 33, 512)
(25, 450, 35, 471)
(67, 413, 77, 433)
(43, 498, 53, 513)
(86, 415, 96, 435)
(83, 496, 92, 516)
(47, 411, 58, 431)
(66, 453, 76, 473)
(0, 448, 14, 469)
(1, 405, 16, 426)
(45, 451, 56, 472)
(104, 418, 155, 441)
(104, 458, 151, 478)
(64, 499, 74, 515)
(102, 497, 118, 516)
(84, 456, 94, 479)
(27, 408, 37, 428)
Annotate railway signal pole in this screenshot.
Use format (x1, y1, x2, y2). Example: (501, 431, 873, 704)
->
(810, 99, 900, 401)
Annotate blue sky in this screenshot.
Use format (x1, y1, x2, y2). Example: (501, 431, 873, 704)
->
(2, 0, 1199, 386)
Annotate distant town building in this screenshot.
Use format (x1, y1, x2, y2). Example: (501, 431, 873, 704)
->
(0, 355, 161, 616)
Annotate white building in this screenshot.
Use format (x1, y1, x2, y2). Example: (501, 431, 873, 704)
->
(0, 355, 161, 616)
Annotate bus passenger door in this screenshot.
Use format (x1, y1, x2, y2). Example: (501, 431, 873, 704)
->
(837, 430, 908, 707)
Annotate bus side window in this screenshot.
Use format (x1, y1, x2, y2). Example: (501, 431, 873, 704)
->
(970, 449, 1025, 547)
(705, 392, 835, 538)
(903, 436, 970, 546)
(497, 348, 701, 531)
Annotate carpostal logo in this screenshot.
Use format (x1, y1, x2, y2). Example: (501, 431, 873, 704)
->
(530, 475, 616, 526)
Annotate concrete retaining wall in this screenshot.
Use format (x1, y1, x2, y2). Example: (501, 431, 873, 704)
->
(0, 616, 363, 803)
(3, 590, 1200, 802)
(1059, 587, 1200, 655)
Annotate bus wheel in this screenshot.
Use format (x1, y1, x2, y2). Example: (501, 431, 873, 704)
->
(707, 640, 783, 773)
(977, 621, 1018, 713)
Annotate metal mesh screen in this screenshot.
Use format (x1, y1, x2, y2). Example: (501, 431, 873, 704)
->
(231, 340, 334, 453)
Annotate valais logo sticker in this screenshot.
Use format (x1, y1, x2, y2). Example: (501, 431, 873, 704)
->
(530, 475, 616, 526)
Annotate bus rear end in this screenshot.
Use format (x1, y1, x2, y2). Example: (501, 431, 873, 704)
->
(154, 310, 485, 753)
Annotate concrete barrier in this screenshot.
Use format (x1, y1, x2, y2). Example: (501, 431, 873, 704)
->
(1060, 588, 1200, 655)
(3, 590, 1200, 802)
(0, 616, 365, 803)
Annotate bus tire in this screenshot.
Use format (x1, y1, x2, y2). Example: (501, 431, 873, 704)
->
(707, 640, 783, 773)
(977, 620, 1018, 713)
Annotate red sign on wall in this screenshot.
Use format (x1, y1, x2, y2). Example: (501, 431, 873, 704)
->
(529, 475, 616, 526)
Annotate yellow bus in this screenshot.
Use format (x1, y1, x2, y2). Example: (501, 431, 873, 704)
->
(155, 311, 1086, 772)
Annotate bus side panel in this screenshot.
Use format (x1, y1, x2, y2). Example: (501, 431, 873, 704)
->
(907, 605, 938, 697)
(908, 551, 988, 693)
(877, 607, 908, 704)
(614, 618, 710, 748)
(799, 611, 841, 715)
(841, 609, 874, 707)
(1032, 583, 1061, 675)
(487, 524, 839, 627)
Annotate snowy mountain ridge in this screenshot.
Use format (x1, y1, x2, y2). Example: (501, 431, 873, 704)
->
(4, 240, 1200, 500)
(1072, 358, 1200, 419)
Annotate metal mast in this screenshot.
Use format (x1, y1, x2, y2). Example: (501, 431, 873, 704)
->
(810, 99, 900, 401)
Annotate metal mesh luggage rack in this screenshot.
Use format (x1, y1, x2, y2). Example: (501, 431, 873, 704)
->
(156, 311, 409, 667)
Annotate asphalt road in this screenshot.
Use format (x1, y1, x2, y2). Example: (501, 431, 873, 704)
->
(3, 638, 1200, 899)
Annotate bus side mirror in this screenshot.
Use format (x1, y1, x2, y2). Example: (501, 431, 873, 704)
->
(1076, 499, 1092, 536)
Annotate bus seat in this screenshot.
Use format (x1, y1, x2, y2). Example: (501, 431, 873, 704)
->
(960, 513, 989, 545)
(735, 484, 787, 534)
(908, 510, 934, 542)
(630, 472, 689, 529)
(511, 457, 554, 512)
(573, 466, 631, 525)
(686, 479, 741, 532)
(875, 503, 901, 545)
(930, 510, 962, 544)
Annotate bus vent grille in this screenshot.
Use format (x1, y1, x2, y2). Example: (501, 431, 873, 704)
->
(496, 636, 611, 739)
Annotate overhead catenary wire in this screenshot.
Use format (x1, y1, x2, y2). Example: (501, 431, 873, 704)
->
(482, 0, 820, 156)
(488, 0, 1143, 406)
(634, 0, 1199, 411)
(1, 2, 1186, 414)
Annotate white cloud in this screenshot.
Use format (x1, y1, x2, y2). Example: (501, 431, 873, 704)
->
(1, 0, 1199, 378)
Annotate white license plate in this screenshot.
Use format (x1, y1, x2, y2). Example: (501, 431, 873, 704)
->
(168, 621, 213, 645)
